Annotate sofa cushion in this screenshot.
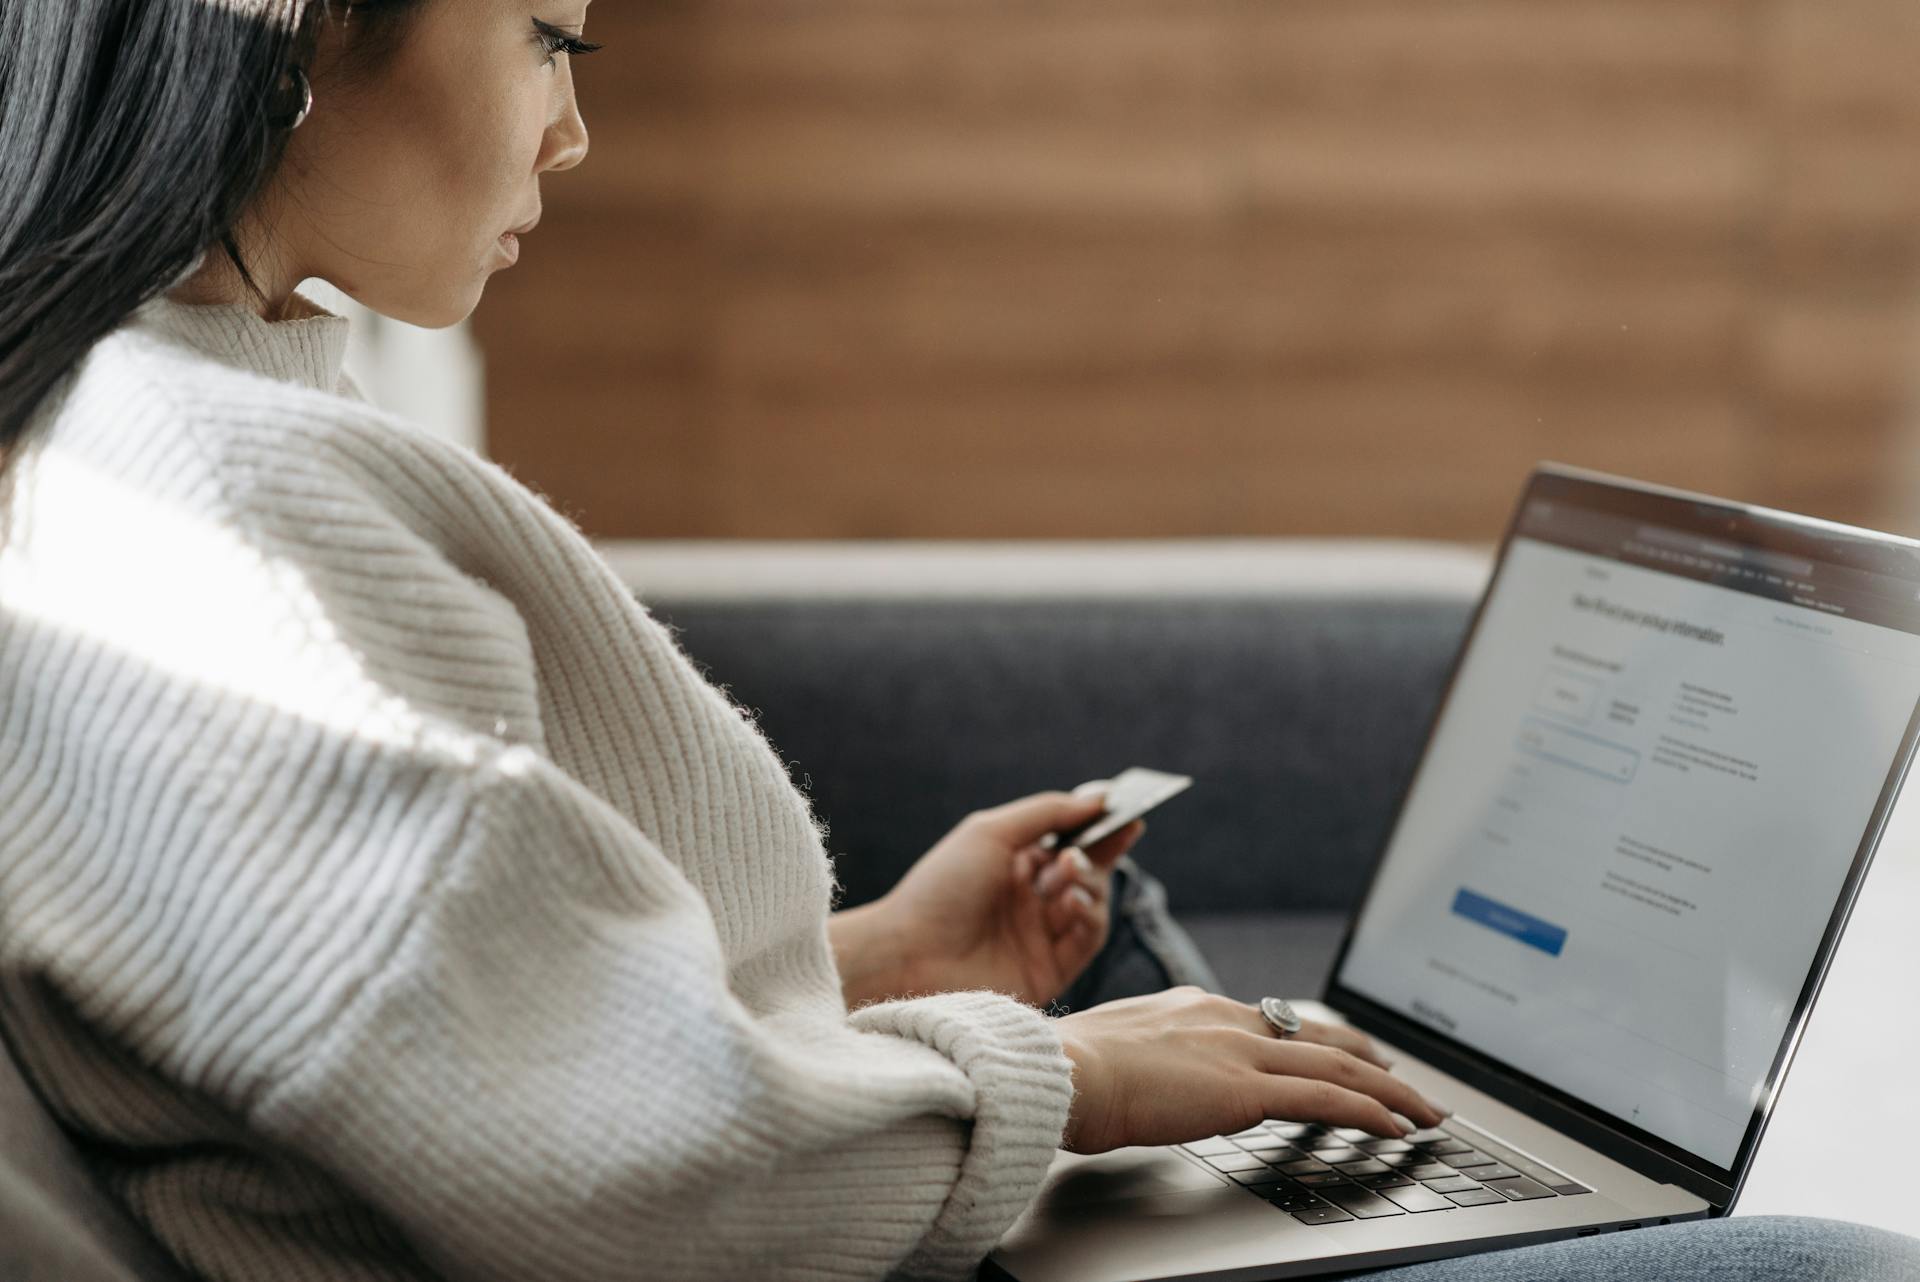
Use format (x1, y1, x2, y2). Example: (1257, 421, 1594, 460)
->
(0, 1029, 184, 1281)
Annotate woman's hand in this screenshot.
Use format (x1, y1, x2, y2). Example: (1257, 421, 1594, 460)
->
(1054, 987, 1452, 1154)
(831, 786, 1145, 1009)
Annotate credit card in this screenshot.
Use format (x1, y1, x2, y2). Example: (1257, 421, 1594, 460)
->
(1041, 767, 1194, 852)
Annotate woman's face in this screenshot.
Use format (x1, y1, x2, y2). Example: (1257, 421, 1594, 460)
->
(272, 0, 592, 327)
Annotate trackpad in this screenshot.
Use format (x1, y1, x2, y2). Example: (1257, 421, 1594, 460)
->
(998, 1152, 1307, 1282)
(1029, 1148, 1230, 1211)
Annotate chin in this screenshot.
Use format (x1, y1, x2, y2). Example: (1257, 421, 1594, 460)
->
(376, 288, 484, 331)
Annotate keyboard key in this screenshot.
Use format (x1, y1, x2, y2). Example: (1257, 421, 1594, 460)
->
(1357, 1173, 1415, 1189)
(1550, 1183, 1594, 1196)
(1440, 1151, 1496, 1169)
(1241, 1142, 1301, 1161)
(1296, 1171, 1352, 1188)
(1420, 1139, 1472, 1156)
(1357, 1138, 1415, 1155)
(1228, 1126, 1270, 1140)
(1205, 1152, 1274, 1173)
(1230, 1169, 1292, 1187)
(1375, 1150, 1422, 1168)
(1404, 1128, 1450, 1144)
(1332, 1127, 1378, 1143)
(1380, 1185, 1456, 1213)
(1334, 1159, 1391, 1176)
(1278, 1158, 1332, 1176)
(1482, 1176, 1556, 1202)
(1320, 1187, 1408, 1218)
(1292, 1204, 1356, 1225)
(1406, 1163, 1454, 1181)
(1421, 1175, 1481, 1193)
(1266, 1122, 1312, 1139)
(1313, 1147, 1367, 1165)
(1472, 1163, 1521, 1182)
(1182, 1138, 1242, 1157)
(1445, 1126, 1584, 1192)
(1447, 1188, 1507, 1207)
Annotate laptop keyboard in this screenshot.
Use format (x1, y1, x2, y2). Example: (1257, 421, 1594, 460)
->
(1177, 1119, 1591, 1225)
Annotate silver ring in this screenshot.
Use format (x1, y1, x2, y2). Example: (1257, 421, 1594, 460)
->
(1259, 996, 1302, 1039)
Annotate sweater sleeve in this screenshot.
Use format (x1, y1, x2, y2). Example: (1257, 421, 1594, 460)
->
(247, 743, 1074, 1282)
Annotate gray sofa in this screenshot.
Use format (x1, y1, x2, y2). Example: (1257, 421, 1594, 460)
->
(632, 540, 1488, 1002)
(0, 539, 1490, 1280)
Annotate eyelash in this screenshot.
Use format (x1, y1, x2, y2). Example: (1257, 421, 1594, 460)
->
(533, 19, 603, 67)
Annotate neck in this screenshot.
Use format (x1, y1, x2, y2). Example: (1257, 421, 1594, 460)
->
(168, 213, 306, 321)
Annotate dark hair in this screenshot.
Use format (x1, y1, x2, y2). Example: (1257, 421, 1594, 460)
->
(0, 0, 420, 484)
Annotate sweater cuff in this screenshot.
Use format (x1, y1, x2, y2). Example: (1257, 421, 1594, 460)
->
(848, 989, 1073, 1280)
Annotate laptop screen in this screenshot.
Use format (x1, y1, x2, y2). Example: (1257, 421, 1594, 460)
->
(1335, 472, 1920, 1172)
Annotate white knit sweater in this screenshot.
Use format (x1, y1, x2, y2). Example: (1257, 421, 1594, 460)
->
(0, 292, 1075, 1282)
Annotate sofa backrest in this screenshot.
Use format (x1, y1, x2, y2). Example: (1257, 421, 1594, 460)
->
(622, 540, 1487, 914)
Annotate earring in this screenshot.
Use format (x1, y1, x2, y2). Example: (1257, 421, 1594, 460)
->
(273, 65, 314, 131)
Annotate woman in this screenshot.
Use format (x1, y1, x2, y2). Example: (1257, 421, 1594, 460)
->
(0, 3, 1911, 1280)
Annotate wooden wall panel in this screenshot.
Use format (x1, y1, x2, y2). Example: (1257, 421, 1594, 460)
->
(1758, 0, 1920, 529)
(473, 0, 1920, 542)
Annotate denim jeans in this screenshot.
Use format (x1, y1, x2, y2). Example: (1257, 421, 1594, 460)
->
(1046, 864, 1920, 1279)
(1344, 1215, 1920, 1280)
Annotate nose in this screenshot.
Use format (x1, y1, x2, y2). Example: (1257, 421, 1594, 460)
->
(541, 69, 590, 174)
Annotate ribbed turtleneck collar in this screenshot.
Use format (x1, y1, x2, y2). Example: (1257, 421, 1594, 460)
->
(131, 289, 352, 395)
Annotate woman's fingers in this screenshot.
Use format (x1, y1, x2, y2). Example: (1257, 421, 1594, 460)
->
(1293, 1018, 1394, 1070)
(1259, 1073, 1405, 1140)
(1055, 989, 1448, 1154)
(1250, 1035, 1448, 1129)
(1044, 882, 1100, 937)
(1215, 1000, 1393, 1074)
(1011, 847, 1039, 886)
(1035, 847, 1107, 900)
(972, 790, 1108, 849)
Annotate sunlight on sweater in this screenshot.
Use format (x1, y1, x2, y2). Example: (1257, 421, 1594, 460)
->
(0, 447, 488, 765)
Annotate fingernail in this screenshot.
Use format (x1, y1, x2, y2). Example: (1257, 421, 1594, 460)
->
(1069, 886, 1095, 910)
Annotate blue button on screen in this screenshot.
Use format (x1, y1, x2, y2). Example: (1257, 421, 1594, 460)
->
(1451, 887, 1568, 956)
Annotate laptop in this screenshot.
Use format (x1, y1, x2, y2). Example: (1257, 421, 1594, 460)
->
(987, 464, 1920, 1281)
